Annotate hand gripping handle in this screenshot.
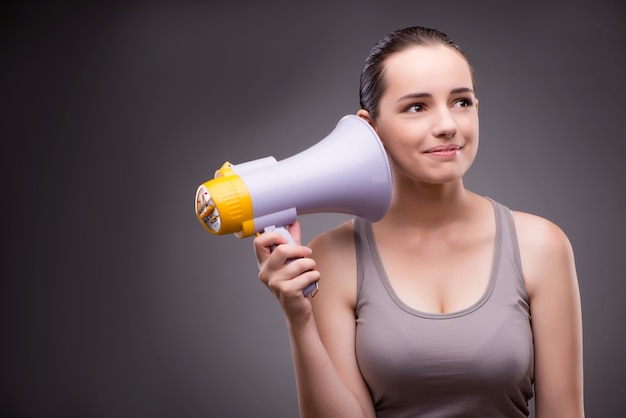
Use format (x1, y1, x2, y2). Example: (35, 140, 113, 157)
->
(266, 225, 318, 297)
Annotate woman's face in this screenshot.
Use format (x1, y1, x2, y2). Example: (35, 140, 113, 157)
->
(363, 45, 479, 186)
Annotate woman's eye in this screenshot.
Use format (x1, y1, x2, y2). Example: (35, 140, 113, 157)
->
(406, 103, 424, 113)
(453, 98, 473, 108)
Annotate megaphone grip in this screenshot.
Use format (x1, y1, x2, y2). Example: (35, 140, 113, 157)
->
(265, 226, 319, 297)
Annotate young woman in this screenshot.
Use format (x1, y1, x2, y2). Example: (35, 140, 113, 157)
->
(254, 26, 584, 418)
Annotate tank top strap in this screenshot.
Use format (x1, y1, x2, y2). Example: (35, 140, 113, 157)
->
(487, 197, 528, 301)
(353, 216, 371, 301)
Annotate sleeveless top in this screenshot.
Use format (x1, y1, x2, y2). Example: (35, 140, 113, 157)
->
(354, 199, 534, 418)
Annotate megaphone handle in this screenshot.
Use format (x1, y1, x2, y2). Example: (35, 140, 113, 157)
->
(266, 225, 319, 297)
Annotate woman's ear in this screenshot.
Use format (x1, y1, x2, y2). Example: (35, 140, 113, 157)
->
(356, 109, 373, 125)
(356, 109, 381, 139)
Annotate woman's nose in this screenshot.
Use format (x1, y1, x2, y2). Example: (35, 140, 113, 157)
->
(431, 107, 457, 139)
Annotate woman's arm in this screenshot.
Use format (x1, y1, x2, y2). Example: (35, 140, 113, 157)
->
(514, 212, 585, 418)
(254, 221, 375, 418)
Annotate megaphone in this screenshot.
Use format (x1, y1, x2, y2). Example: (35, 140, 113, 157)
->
(194, 115, 392, 295)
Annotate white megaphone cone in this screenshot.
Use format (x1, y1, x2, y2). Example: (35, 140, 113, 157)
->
(194, 115, 392, 295)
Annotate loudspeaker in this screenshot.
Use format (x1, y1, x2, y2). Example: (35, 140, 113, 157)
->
(195, 115, 392, 239)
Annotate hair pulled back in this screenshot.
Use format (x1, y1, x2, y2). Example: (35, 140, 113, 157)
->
(359, 26, 470, 119)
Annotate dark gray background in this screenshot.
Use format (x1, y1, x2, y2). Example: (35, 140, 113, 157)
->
(2, 1, 625, 417)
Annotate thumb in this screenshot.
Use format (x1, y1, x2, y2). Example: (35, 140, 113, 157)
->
(286, 220, 302, 245)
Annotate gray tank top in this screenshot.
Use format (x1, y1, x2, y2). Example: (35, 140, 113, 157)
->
(354, 198, 534, 418)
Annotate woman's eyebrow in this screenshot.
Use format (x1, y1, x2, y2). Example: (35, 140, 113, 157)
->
(396, 92, 431, 102)
(396, 87, 475, 103)
(450, 87, 475, 95)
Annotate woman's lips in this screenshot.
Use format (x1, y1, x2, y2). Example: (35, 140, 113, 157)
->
(424, 144, 462, 156)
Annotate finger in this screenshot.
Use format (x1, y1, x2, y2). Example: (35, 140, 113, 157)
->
(279, 255, 317, 277)
(254, 230, 288, 249)
(263, 244, 313, 274)
(259, 253, 316, 288)
(272, 241, 312, 261)
(265, 266, 320, 297)
(253, 230, 288, 265)
(253, 221, 301, 254)
(254, 223, 309, 268)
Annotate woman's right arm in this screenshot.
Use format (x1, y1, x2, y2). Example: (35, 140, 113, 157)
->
(254, 221, 375, 418)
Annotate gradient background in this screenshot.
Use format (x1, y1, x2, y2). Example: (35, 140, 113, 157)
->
(2, 1, 625, 417)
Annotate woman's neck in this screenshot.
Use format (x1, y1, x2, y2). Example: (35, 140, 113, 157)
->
(381, 178, 477, 230)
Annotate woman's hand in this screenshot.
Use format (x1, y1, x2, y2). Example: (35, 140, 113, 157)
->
(254, 221, 321, 324)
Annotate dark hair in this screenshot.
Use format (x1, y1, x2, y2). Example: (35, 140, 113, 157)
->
(359, 26, 472, 119)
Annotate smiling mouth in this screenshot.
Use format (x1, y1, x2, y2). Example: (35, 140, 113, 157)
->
(425, 144, 462, 153)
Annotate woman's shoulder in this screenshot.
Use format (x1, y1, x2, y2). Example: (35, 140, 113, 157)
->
(308, 219, 356, 257)
(510, 210, 576, 296)
(511, 210, 572, 250)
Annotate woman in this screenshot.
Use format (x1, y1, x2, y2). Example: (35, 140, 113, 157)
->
(254, 26, 584, 417)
